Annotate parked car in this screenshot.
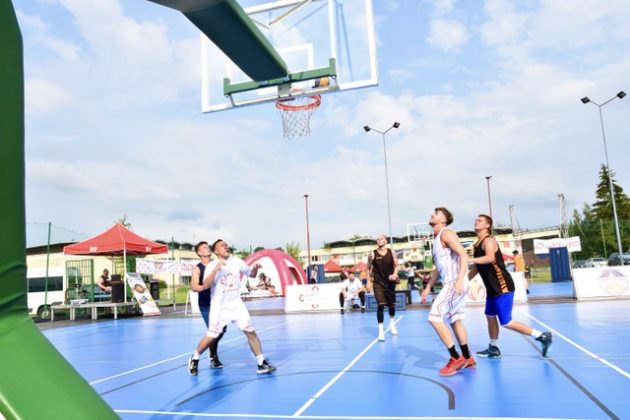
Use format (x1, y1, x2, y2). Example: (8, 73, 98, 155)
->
(607, 252, 630, 266)
(572, 259, 587, 269)
(585, 257, 608, 268)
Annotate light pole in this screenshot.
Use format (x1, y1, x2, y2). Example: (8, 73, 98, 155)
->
(364, 122, 401, 247)
(304, 194, 312, 272)
(581, 91, 626, 265)
(484, 176, 493, 220)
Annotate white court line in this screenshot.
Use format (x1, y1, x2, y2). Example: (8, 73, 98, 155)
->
(89, 320, 289, 385)
(519, 311, 630, 379)
(292, 316, 404, 417)
(115, 409, 596, 419)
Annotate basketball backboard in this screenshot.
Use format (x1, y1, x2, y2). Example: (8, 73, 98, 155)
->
(201, 0, 378, 112)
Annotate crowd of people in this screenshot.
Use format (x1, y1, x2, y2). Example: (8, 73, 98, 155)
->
(187, 207, 551, 378)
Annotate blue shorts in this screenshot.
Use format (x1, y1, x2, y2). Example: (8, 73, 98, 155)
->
(485, 292, 514, 326)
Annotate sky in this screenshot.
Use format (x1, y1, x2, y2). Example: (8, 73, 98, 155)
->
(17, 0, 630, 251)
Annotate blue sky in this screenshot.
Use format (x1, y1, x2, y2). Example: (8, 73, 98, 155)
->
(17, 0, 630, 250)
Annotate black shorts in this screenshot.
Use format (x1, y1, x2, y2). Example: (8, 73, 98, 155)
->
(373, 282, 396, 306)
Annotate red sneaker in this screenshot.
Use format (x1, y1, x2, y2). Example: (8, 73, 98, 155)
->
(439, 356, 466, 376)
(462, 356, 476, 368)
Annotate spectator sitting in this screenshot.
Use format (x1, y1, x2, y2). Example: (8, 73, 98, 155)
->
(98, 269, 112, 292)
(339, 272, 366, 314)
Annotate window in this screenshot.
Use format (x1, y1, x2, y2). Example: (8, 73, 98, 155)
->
(28, 276, 63, 293)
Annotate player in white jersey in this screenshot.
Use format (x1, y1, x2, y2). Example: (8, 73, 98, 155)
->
(187, 239, 276, 376)
(421, 207, 476, 376)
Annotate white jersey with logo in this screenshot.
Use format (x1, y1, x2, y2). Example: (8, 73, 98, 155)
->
(204, 256, 255, 337)
(432, 227, 460, 284)
(205, 256, 251, 306)
(429, 227, 468, 323)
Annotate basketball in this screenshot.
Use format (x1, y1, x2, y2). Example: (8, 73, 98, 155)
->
(314, 77, 330, 88)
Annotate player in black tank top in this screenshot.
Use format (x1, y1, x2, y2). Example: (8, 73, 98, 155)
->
(367, 234, 399, 341)
(468, 215, 552, 358)
(473, 236, 515, 296)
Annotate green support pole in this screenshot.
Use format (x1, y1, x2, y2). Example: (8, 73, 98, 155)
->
(0, 2, 116, 418)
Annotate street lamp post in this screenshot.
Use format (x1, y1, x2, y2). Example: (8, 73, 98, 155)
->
(484, 176, 493, 221)
(304, 194, 312, 272)
(581, 91, 626, 265)
(364, 122, 401, 247)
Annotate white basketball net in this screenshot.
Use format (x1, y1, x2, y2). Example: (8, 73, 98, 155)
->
(276, 95, 321, 139)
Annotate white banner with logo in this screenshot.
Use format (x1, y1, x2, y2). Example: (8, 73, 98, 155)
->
(285, 283, 342, 312)
(533, 237, 582, 254)
(573, 266, 630, 299)
(136, 258, 198, 276)
(466, 272, 528, 304)
(125, 273, 161, 316)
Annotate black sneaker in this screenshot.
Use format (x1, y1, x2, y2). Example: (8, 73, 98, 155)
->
(340, 309, 344, 314)
(257, 360, 276, 375)
(476, 344, 501, 358)
(361, 307, 365, 313)
(210, 355, 224, 369)
(536, 332, 552, 357)
(188, 355, 199, 376)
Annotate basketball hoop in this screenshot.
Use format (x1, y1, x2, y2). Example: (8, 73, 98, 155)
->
(276, 95, 321, 139)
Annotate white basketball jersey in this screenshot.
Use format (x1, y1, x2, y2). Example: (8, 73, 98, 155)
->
(432, 227, 460, 284)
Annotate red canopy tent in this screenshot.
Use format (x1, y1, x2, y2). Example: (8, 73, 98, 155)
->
(351, 261, 367, 272)
(63, 223, 168, 301)
(63, 223, 168, 256)
(324, 259, 342, 273)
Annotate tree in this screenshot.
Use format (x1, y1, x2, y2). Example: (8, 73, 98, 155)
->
(285, 242, 301, 261)
(591, 164, 630, 221)
(569, 165, 630, 259)
(117, 214, 132, 230)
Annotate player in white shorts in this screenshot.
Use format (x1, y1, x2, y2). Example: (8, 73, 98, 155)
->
(187, 239, 276, 376)
(421, 207, 476, 376)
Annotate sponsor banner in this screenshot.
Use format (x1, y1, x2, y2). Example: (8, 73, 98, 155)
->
(573, 266, 630, 299)
(125, 273, 161, 316)
(466, 271, 528, 304)
(285, 283, 341, 312)
(186, 290, 201, 315)
(136, 258, 198, 276)
(534, 237, 582, 254)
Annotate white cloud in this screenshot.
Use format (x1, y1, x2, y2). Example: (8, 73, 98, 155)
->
(18, 0, 630, 250)
(25, 78, 76, 115)
(427, 19, 469, 52)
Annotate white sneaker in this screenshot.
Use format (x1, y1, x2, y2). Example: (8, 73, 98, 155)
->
(377, 324, 385, 341)
(389, 322, 398, 335)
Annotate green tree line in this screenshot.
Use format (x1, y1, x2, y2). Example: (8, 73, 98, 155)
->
(569, 164, 630, 259)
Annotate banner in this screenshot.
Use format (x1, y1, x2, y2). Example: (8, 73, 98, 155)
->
(284, 283, 342, 312)
(136, 258, 198, 276)
(466, 272, 528, 304)
(533, 237, 582, 254)
(573, 266, 630, 299)
(125, 273, 161, 316)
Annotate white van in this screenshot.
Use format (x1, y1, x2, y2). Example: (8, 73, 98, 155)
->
(27, 267, 66, 320)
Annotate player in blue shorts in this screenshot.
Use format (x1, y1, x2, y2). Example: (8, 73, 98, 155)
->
(468, 214, 552, 358)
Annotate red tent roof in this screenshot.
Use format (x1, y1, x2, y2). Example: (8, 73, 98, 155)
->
(351, 261, 367, 272)
(324, 259, 342, 273)
(63, 223, 168, 256)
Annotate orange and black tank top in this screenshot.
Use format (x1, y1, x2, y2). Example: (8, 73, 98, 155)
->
(473, 236, 515, 297)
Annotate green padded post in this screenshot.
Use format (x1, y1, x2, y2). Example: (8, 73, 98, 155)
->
(149, 0, 288, 81)
(0, 2, 116, 418)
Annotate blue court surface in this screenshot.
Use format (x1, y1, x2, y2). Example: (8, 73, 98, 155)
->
(42, 297, 629, 420)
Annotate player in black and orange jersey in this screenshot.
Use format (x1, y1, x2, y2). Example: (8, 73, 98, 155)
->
(468, 214, 552, 358)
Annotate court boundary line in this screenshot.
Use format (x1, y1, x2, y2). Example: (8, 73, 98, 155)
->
(89, 320, 290, 385)
(115, 409, 598, 419)
(292, 316, 403, 417)
(519, 311, 629, 378)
